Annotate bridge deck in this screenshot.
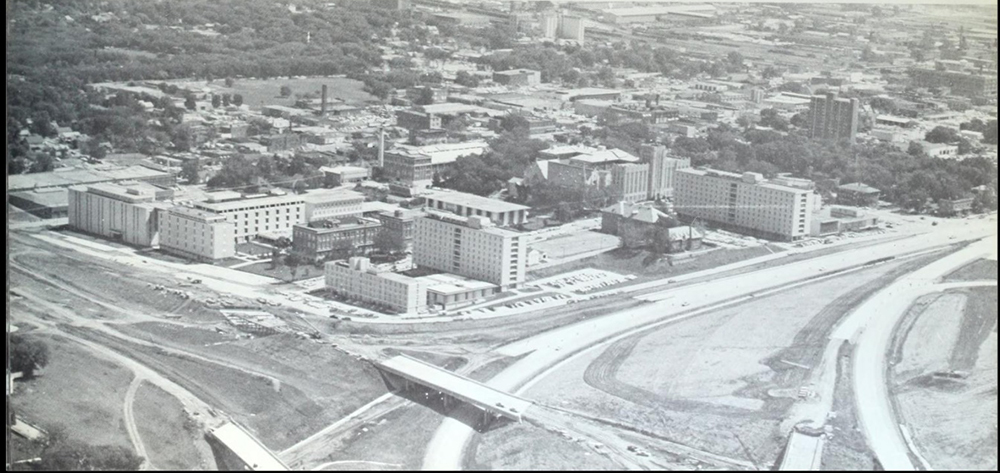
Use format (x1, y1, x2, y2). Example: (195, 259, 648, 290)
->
(208, 422, 289, 471)
(378, 355, 531, 421)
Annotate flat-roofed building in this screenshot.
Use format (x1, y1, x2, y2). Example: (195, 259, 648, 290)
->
(641, 144, 691, 200)
(383, 141, 490, 188)
(325, 257, 427, 314)
(610, 163, 649, 203)
(419, 273, 498, 310)
(300, 188, 365, 222)
(320, 166, 370, 187)
(908, 67, 998, 99)
(292, 216, 383, 262)
(67, 182, 168, 247)
(159, 206, 236, 261)
(414, 211, 527, 290)
(674, 168, 815, 241)
(809, 92, 859, 142)
(493, 69, 541, 87)
(375, 208, 425, 251)
(194, 190, 305, 242)
(836, 183, 881, 207)
(422, 190, 530, 227)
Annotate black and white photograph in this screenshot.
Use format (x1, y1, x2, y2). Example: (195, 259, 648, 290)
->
(6, 0, 997, 470)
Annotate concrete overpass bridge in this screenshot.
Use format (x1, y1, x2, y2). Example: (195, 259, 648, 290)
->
(206, 421, 289, 471)
(376, 354, 533, 424)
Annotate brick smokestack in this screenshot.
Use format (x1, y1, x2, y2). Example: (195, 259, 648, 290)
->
(321, 84, 328, 115)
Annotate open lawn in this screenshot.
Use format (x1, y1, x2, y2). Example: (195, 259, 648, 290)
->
(132, 381, 213, 470)
(235, 260, 324, 282)
(11, 334, 135, 450)
(171, 76, 374, 110)
(892, 286, 998, 471)
(529, 245, 781, 284)
(942, 258, 998, 282)
(524, 257, 929, 465)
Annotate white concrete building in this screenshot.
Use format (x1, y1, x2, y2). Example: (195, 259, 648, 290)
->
(422, 190, 530, 227)
(414, 211, 527, 290)
(674, 168, 815, 241)
(300, 188, 365, 222)
(67, 182, 167, 247)
(194, 190, 305, 243)
(325, 257, 428, 314)
(159, 206, 236, 261)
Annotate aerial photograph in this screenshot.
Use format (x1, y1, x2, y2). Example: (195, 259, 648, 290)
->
(5, 0, 998, 470)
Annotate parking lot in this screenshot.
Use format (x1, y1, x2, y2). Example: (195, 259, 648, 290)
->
(529, 268, 636, 294)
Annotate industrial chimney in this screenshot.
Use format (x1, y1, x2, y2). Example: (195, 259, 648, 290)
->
(378, 127, 385, 168)
(321, 84, 328, 116)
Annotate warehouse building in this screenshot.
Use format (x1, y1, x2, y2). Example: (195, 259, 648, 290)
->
(67, 182, 171, 247)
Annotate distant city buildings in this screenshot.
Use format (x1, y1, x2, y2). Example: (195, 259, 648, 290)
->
(674, 168, 816, 242)
(908, 67, 998, 99)
(492, 69, 541, 87)
(808, 92, 859, 142)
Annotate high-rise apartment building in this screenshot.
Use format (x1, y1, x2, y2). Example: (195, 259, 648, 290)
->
(808, 92, 859, 142)
(413, 211, 527, 290)
(159, 206, 236, 261)
(194, 190, 305, 243)
(674, 168, 815, 241)
(640, 145, 691, 200)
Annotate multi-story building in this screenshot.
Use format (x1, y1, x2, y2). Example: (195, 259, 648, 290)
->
(382, 141, 490, 188)
(194, 190, 305, 243)
(674, 168, 815, 241)
(414, 211, 527, 290)
(375, 209, 425, 251)
(325, 257, 427, 314)
(292, 216, 383, 262)
(558, 15, 585, 42)
(67, 182, 169, 247)
(493, 69, 542, 87)
(320, 166, 369, 187)
(422, 190, 530, 227)
(301, 188, 365, 222)
(809, 92, 859, 142)
(908, 67, 998, 99)
(540, 12, 559, 39)
(610, 163, 649, 203)
(641, 145, 691, 200)
(159, 206, 236, 261)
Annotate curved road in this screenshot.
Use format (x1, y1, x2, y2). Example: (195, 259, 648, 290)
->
(842, 236, 997, 471)
(423, 220, 996, 470)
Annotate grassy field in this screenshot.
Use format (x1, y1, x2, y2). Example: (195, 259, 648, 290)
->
(524, 258, 930, 466)
(169, 76, 374, 110)
(11, 333, 135, 450)
(132, 381, 212, 470)
(529, 245, 780, 283)
(892, 286, 998, 471)
(235, 260, 323, 282)
(943, 258, 998, 282)
(470, 422, 621, 470)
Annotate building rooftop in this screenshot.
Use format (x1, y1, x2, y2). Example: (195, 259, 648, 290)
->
(167, 205, 230, 222)
(419, 273, 497, 296)
(389, 141, 490, 165)
(79, 181, 165, 203)
(837, 183, 881, 194)
(299, 187, 365, 204)
(195, 193, 305, 212)
(681, 168, 814, 193)
(424, 190, 530, 214)
(604, 4, 716, 17)
(302, 215, 381, 231)
(9, 188, 70, 209)
(422, 209, 523, 237)
(8, 165, 172, 192)
(570, 148, 640, 165)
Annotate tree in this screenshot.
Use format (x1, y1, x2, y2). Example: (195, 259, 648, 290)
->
(499, 114, 530, 136)
(925, 126, 961, 143)
(225, 76, 235, 87)
(10, 334, 49, 378)
(762, 65, 783, 79)
(270, 237, 291, 269)
(983, 119, 998, 145)
(184, 94, 197, 110)
(211, 94, 221, 108)
(454, 70, 480, 88)
(206, 155, 259, 188)
(232, 93, 244, 106)
(414, 86, 435, 105)
(222, 94, 231, 107)
(28, 153, 55, 173)
(373, 230, 406, 255)
(907, 141, 925, 157)
(180, 158, 201, 184)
